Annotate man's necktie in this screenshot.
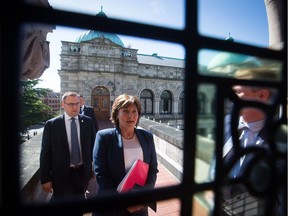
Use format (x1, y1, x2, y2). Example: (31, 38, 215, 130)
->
(71, 117, 81, 165)
(231, 127, 256, 177)
(243, 128, 256, 148)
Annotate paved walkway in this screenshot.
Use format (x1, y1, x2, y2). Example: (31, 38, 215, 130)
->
(85, 163, 180, 216)
(148, 164, 180, 216)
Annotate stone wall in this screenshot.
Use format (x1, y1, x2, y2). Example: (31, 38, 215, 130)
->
(139, 117, 214, 182)
(19, 131, 52, 203)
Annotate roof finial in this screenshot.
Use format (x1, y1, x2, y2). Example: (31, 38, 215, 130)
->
(96, 6, 107, 18)
(225, 32, 234, 42)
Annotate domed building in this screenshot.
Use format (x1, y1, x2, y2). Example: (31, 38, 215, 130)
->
(206, 36, 261, 75)
(58, 8, 216, 136)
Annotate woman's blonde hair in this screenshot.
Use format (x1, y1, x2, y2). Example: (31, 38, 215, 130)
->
(110, 94, 141, 127)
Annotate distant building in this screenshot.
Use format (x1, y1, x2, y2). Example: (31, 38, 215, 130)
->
(41, 92, 61, 114)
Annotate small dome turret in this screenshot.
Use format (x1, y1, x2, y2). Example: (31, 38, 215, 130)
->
(207, 34, 260, 74)
(75, 7, 124, 47)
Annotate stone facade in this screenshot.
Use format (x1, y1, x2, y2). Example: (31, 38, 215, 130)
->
(58, 33, 215, 136)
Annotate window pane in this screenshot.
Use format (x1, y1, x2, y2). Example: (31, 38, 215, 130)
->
(198, 49, 282, 81)
(20, 21, 185, 204)
(198, 0, 270, 48)
(178, 91, 185, 114)
(195, 84, 216, 183)
(193, 192, 213, 216)
(160, 90, 172, 114)
(140, 90, 154, 114)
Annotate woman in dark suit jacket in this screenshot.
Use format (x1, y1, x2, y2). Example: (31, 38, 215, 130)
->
(92, 94, 158, 216)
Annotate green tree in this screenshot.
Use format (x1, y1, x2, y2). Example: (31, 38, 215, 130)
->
(19, 79, 55, 135)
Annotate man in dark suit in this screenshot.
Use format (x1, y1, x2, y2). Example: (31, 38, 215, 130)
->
(80, 95, 99, 133)
(40, 91, 96, 204)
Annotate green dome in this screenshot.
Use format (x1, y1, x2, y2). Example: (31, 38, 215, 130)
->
(208, 52, 249, 70)
(207, 35, 260, 74)
(75, 8, 124, 47)
(75, 30, 124, 46)
(96, 10, 107, 18)
(207, 52, 260, 74)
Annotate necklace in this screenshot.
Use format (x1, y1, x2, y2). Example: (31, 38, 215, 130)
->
(122, 134, 135, 140)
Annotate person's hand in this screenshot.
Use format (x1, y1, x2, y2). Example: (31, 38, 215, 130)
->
(41, 181, 53, 193)
(127, 205, 146, 213)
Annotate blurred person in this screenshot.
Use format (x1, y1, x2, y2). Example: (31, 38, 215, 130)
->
(92, 94, 158, 216)
(79, 94, 99, 133)
(206, 68, 286, 216)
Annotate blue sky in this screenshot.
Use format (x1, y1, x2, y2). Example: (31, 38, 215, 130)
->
(36, 0, 269, 92)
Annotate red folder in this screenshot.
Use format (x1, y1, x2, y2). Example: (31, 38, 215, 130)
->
(117, 159, 149, 193)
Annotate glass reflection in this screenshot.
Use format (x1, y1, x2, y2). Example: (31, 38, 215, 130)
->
(193, 192, 214, 216)
(275, 123, 288, 154)
(221, 183, 267, 216)
(198, 49, 282, 80)
(195, 84, 216, 183)
(197, 61, 285, 215)
(206, 83, 283, 215)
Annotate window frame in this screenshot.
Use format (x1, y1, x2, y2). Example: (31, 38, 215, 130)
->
(1, 0, 286, 215)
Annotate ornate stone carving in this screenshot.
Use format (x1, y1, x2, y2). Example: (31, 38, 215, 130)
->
(20, 0, 55, 80)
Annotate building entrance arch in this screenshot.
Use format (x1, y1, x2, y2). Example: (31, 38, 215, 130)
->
(91, 86, 110, 120)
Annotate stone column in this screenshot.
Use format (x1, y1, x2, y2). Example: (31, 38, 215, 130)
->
(173, 97, 179, 117)
(264, 0, 284, 50)
(154, 98, 160, 115)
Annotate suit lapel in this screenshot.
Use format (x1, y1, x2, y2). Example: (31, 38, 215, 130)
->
(78, 115, 85, 147)
(115, 128, 126, 174)
(60, 114, 70, 152)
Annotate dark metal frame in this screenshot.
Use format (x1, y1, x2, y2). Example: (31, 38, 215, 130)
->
(0, 0, 286, 215)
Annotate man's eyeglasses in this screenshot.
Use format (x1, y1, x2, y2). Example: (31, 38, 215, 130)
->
(64, 102, 80, 107)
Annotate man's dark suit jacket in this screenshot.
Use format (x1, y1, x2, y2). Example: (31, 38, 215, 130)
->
(40, 114, 96, 195)
(81, 105, 99, 132)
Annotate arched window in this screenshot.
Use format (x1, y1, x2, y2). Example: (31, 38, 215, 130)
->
(160, 90, 172, 114)
(178, 91, 184, 114)
(140, 89, 153, 114)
